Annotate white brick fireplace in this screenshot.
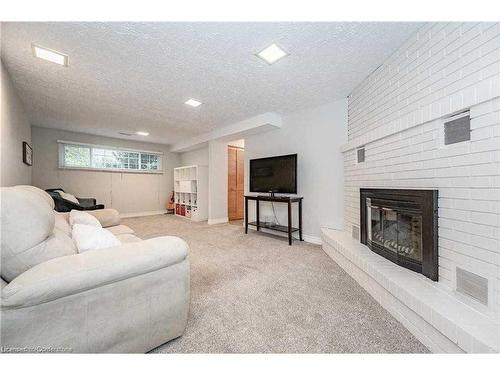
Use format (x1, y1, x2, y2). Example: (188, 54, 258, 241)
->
(323, 22, 500, 352)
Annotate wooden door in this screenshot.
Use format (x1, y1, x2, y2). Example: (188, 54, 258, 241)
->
(228, 146, 244, 220)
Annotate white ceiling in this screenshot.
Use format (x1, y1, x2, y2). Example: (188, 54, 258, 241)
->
(1, 22, 424, 145)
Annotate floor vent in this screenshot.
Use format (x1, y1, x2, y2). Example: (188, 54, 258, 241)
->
(352, 225, 360, 240)
(456, 267, 488, 305)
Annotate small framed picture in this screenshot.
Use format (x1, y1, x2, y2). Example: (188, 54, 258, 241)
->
(23, 141, 33, 166)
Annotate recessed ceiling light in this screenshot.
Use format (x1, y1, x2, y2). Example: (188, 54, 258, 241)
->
(136, 131, 149, 136)
(32, 44, 68, 66)
(256, 43, 288, 64)
(185, 98, 202, 107)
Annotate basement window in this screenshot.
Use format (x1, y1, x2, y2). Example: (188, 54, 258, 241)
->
(58, 141, 163, 173)
(444, 111, 471, 145)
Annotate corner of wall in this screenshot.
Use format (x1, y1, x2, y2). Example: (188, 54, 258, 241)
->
(0, 61, 32, 187)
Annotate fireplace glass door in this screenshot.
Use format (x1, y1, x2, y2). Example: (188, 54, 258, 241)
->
(366, 198, 423, 269)
(398, 213, 423, 263)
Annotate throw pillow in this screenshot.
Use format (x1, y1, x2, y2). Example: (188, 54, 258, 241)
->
(72, 224, 121, 253)
(69, 210, 102, 228)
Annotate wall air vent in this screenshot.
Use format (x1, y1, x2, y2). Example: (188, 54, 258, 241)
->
(352, 225, 360, 240)
(444, 111, 470, 145)
(456, 267, 488, 305)
(357, 147, 365, 163)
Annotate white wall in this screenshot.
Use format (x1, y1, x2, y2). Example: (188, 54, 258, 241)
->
(1, 61, 32, 187)
(245, 99, 348, 242)
(31, 126, 180, 215)
(179, 141, 244, 224)
(344, 22, 500, 313)
(180, 147, 208, 166)
(207, 140, 229, 223)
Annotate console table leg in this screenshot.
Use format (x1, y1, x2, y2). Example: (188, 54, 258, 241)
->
(299, 200, 303, 241)
(256, 199, 260, 231)
(244, 197, 248, 234)
(288, 201, 292, 245)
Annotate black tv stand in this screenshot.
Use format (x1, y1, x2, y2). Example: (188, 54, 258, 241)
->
(244, 195, 303, 245)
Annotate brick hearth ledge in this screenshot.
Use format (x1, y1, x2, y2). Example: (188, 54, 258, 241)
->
(321, 228, 500, 353)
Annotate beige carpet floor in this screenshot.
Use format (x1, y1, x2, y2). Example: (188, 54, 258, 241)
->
(122, 214, 428, 353)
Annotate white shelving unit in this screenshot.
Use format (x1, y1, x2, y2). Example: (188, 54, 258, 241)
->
(173, 165, 208, 222)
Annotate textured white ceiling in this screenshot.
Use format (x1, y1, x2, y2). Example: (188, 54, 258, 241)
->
(1, 22, 424, 145)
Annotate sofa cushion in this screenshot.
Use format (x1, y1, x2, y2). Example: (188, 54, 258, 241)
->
(54, 212, 72, 237)
(69, 210, 102, 228)
(106, 224, 135, 236)
(15, 185, 55, 209)
(72, 224, 121, 253)
(2, 236, 189, 308)
(1, 227, 77, 282)
(0, 187, 72, 282)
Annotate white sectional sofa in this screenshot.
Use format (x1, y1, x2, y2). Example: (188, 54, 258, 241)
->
(0, 185, 190, 353)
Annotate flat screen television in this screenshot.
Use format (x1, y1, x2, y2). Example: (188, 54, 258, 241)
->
(249, 154, 297, 194)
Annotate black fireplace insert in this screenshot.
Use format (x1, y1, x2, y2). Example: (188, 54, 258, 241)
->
(360, 188, 438, 281)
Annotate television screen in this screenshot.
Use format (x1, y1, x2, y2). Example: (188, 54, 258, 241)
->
(249, 154, 297, 194)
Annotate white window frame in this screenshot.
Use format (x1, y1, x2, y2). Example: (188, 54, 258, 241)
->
(58, 140, 163, 174)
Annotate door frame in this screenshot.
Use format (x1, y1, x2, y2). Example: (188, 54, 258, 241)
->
(228, 145, 245, 221)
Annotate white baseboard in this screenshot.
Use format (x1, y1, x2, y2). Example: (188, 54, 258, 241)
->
(208, 217, 229, 225)
(246, 225, 321, 245)
(120, 210, 168, 218)
(302, 234, 322, 245)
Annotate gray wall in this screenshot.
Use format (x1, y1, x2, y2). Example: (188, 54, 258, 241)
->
(245, 99, 348, 241)
(1, 61, 32, 187)
(31, 126, 181, 215)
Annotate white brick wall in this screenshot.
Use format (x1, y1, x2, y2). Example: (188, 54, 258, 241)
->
(344, 22, 500, 313)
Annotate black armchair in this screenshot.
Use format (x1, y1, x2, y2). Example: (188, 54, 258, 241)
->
(45, 188, 105, 212)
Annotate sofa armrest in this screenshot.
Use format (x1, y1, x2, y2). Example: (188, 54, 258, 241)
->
(1, 236, 188, 309)
(88, 208, 120, 227)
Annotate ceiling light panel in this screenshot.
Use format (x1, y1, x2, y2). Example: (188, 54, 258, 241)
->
(185, 98, 202, 107)
(256, 43, 288, 64)
(32, 44, 68, 66)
